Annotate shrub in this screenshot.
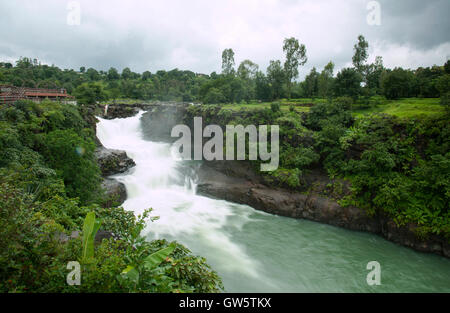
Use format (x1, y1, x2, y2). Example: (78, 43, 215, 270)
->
(270, 102, 281, 113)
(42, 129, 101, 204)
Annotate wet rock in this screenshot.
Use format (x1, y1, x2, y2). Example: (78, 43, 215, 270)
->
(101, 178, 127, 206)
(140, 105, 189, 142)
(95, 146, 135, 177)
(102, 104, 140, 120)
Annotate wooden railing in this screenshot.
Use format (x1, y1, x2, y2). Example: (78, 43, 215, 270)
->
(24, 87, 67, 95)
(0, 85, 72, 104)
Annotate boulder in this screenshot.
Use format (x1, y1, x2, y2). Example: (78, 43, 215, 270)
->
(95, 146, 135, 177)
(101, 178, 127, 206)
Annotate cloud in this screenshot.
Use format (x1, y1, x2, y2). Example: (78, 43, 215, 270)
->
(0, 0, 448, 79)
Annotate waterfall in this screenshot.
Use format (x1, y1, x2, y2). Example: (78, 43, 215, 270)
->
(96, 111, 450, 293)
(96, 112, 267, 289)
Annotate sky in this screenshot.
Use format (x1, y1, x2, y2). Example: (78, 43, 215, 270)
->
(0, 0, 449, 79)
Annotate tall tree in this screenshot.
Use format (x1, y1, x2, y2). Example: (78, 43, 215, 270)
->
(267, 60, 285, 100)
(222, 48, 235, 76)
(352, 35, 369, 76)
(318, 61, 335, 99)
(283, 37, 307, 99)
(255, 71, 271, 101)
(334, 68, 362, 100)
(121, 67, 133, 80)
(304, 67, 319, 98)
(366, 56, 384, 94)
(237, 60, 258, 102)
(107, 67, 120, 80)
(237, 59, 259, 80)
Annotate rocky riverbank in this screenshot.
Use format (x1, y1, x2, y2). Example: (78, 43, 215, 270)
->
(93, 104, 449, 258)
(196, 161, 450, 258)
(95, 144, 135, 207)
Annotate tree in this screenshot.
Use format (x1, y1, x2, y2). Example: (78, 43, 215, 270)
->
(445, 60, 450, 74)
(435, 74, 450, 96)
(107, 67, 120, 80)
(204, 88, 226, 104)
(73, 82, 107, 105)
(334, 68, 362, 100)
(283, 37, 307, 99)
(381, 68, 414, 99)
(237, 60, 259, 80)
(80, 67, 86, 73)
(16, 57, 33, 69)
(107, 81, 121, 103)
(267, 60, 285, 100)
(366, 56, 384, 94)
(304, 67, 319, 98)
(237, 60, 258, 102)
(86, 68, 100, 81)
(122, 67, 133, 80)
(352, 35, 369, 76)
(222, 49, 235, 76)
(255, 71, 271, 101)
(142, 71, 152, 80)
(318, 61, 335, 99)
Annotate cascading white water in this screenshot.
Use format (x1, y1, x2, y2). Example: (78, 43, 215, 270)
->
(96, 112, 450, 293)
(96, 112, 270, 290)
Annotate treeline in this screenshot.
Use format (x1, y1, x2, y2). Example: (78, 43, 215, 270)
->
(1, 35, 449, 104)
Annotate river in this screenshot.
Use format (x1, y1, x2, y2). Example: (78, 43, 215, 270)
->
(96, 111, 450, 292)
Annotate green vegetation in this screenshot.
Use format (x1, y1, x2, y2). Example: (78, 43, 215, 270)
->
(0, 99, 223, 293)
(185, 100, 450, 239)
(352, 98, 445, 118)
(0, 32, 449, 292)
(1, 35, 449, 107)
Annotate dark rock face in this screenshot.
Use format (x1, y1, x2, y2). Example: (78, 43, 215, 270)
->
(95, 146, 135, 177)
(102, 104, 140, 120)
(101, 178, 127, 206)
(95, 146, 132, 207)
(196, 163, 378, 233)
(101, 102, 189, 120)
(140, 105, 189, 142)
(196, 162, 450, 258)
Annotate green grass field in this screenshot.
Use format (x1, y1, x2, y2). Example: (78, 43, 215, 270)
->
(352, 98, 445, 118)
(220, 97, 445, 118)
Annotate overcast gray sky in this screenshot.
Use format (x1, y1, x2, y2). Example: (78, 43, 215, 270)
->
(1, 0, 449, 79)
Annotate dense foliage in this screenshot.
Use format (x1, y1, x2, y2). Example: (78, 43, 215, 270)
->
(185, 101, 450, 239)
(0, 100, 223, 293)
(0, 34, 449, 292)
